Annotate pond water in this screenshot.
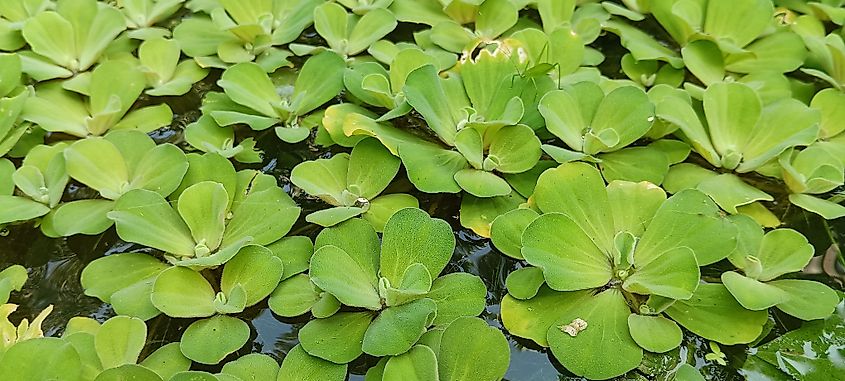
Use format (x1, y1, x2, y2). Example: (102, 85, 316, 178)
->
(3, 24, 845, 381)
(3, 111, 843, 379)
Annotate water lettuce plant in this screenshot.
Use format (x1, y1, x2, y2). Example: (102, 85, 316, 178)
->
(137, 37, 210, 96)
(0, 54, 31, 157)
(343, 47, 436, 120)
(723, 218, 840, 321)
(0, 0, 51, 52)
(268, 208, 505, 378)
(289, 2, 396, 57)
(204, 51, 345, 143)
(79, 154, 301, 321)
(291, 137, 418, 230)
(494, 163, 759, 379)
(1, 0, 845, 380)
(173, 0, 321, 71)
(18, 0, 128, 80)
(117, 0, 186, 40)
(183, 115, 262, 163)
(0, 143, 67, 227)
(40, 130, 188, 237)
(21, 60, 174, 138)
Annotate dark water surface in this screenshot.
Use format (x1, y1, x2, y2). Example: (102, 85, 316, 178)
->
(2, 26, 845, 381)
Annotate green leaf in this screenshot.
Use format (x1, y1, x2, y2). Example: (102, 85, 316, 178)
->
(291, 153, 349, 205)
(0, 195, 50, 224)
(347, 8, 396, 55)
(315, 217, 380, 275)
(0, 338, 82, 381)
(606, 180, 666, 237)
(501, 286, 591, 347)
(490, 208, 539, 260)
(383, 345, 438, 381)
(722, 271, 790, 310)
(438, 317, 510, 381)
(307, 207, 365, 227)
(140, 342, 190, 380)
(362, 298, 437, 356)
(109, 189, 196, 256)
(532, 163, 614, 253)
(128, 143, 189, 196)
(313, 2, 347, 52)
(150, 266, 215, 318)
(81, 253, 166, 320)
(454, 128, 484, 169)
(379, 207, 455, 287)
(347, 138, 400, 200)
(505, 267, 546, 300)
(739, 98, 820, 172)
(292, 51, 346, 115)
(278, 345, 347, 381)
(811, 88, 845, 139)
(399, 141, 468, 193)
(789, 193, 845, 220)
(45, 199, 115, 236)
(177, 181, 228, 253)
(21, 12, 76, 70)
(426, 273, 487, 327)
(584, 86, 654, 155)
(222, 186, 300, 246)
(702, 82, 762, 170)
(362, 194, 419, 232)
(0, 159, 14, 195)
(599, 147, 670, 184)
(487, 124, 542, 173)
(266, 236, 313, 280)
(665, 283, 768, 344)
(268, 274, 320, 317)
(522, 213, 612, 291)
(624, 246, 700, 300)
(475, 0, 518, 38)
(547, 289, 642, 380)
(381, 262, 432, 307)
(64, 137, 129, 200)
(180, 316, 250, 365)
(696, 173, 773, 214)
(681, 39, 725, 85)
(220, 353, 279, 381)
(703, 0, 772, 48)
(453, 169, 511, 198)
(222, 246, 284, 307)
(539, 89, 589, 152)
(94, 364, 163, 381)
(310, 245, 381, 310)
(403, 65, 459, 145)
(0, 265, 26, 304)
(168, 371, 217, 381)
(627, 314, 682, 353)
(95, 316, 147, 369)
(749, 229, 813, 281)
(217, 62, 281, 118)
(300, 312, 374, 364)
(771, 280, 840, 321)
(88, 60, 146, 133)
(459, 193, 524, 238)
(637, 189, 737, 266)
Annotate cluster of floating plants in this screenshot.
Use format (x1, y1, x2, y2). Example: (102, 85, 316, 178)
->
(0, 0, 844, 380)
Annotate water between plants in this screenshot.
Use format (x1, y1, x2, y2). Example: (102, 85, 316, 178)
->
(2, 71, 844, 381)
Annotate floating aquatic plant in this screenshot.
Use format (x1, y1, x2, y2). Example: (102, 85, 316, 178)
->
(0, 1, 843, 380)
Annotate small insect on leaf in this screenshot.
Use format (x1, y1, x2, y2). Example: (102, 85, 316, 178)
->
(559, 318, 588, 337)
